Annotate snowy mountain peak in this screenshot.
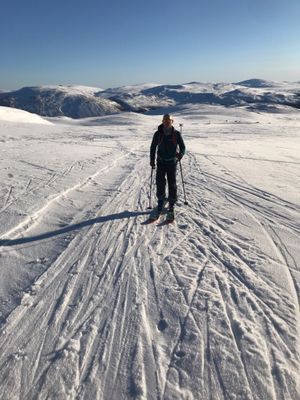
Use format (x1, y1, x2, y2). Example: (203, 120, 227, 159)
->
(8, 85, 104, 97)
(0, 85, 121, 119)
(236, 78, 276, 88)
(0, 80, 300, 119)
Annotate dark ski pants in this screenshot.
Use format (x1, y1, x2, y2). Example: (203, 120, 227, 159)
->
(156, 162, 177, 205)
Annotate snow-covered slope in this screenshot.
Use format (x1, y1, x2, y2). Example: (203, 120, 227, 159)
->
(98, 79, 300, 112)
(0, 106, 53, 125)
(0, 85, 122, 119)
(1, 80, 300, 119)
(236, 78, 278, 88)
(0, 105, 299, 399)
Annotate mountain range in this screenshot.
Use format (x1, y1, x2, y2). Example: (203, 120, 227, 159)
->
(0, 79, 299, 119)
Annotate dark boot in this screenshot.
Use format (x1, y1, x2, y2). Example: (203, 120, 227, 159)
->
(166, 206, 175, 221)
(157, 199, 165, 213)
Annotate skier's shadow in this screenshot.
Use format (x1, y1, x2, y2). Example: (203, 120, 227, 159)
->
(0, 210, 149, 247)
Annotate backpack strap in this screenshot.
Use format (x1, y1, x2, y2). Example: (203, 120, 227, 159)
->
(172, 128, 177, 145)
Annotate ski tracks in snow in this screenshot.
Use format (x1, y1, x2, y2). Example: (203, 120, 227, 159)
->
(0, 149, 299, 399)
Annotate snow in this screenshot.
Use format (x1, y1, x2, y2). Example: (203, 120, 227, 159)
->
(3, 85, 104, 97)
(0, 103, 299, 399)
(1, 80, 300, 118)
(100, 83, 160, 96)
(0, 106, 53, 125)
(0, 86, 119, 119)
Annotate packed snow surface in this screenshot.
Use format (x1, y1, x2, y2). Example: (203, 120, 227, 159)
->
(0, 104, 299, 399)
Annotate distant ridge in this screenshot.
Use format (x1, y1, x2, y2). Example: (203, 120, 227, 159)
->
(236, 79, 276, 88)
(0, 85, 121, 119)
(0, 80, 299, 118)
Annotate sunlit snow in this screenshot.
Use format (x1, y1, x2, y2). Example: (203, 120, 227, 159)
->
(0, 100, 299, 399)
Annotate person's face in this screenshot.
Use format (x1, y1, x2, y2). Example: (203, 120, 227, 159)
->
(163, 116, 173, 128)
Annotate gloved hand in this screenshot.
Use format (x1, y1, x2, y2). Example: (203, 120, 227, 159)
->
(176, 153, 183, 161)
(150, 160, 156, 168)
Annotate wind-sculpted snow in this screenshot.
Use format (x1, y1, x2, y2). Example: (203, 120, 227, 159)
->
(0, 106, 299, 399)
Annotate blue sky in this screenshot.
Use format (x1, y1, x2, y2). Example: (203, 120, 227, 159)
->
(1, 0, 299, 90)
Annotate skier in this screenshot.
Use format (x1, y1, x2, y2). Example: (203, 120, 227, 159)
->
(150, 114, 186, 220)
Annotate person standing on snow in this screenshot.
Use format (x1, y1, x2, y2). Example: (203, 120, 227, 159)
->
(150, 114, 186, 217)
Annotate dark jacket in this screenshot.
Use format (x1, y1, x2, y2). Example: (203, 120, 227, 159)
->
(150, 124, 185, 165)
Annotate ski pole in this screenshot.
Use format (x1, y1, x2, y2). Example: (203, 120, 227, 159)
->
(148, 167, 154, 209)
(179, 160, 188, 205)
(178, 123, 188, 205)
(179, 123, 183, 134)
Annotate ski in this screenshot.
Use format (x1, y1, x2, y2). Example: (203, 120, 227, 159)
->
(156, 210, 175, 226)
(146, 216, 160, 224)
(143, 201, 170, 225)
(143, 209, 162, 224)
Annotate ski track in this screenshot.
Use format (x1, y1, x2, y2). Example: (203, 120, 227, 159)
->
(0, 145, 299, 400)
